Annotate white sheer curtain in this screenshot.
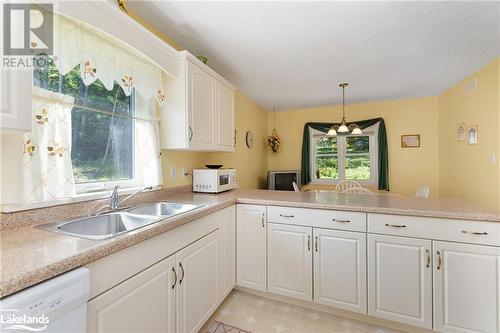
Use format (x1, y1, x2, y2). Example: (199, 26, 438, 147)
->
(23, 87, 76, 201)
(135, 93, 163, 187)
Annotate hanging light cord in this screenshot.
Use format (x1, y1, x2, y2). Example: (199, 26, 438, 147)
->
(342, 85, 345, 120)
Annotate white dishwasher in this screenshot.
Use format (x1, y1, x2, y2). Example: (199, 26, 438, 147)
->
(0, 268, 89, 333)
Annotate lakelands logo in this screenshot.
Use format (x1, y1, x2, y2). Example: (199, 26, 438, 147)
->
(1, 310, 50, 331)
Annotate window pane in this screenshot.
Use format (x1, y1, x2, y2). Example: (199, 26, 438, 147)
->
(71, 108, 134, 183)
(34, 56, 136, 186)
(345, 155, 371, 180)
(315, 137, 337, 154)
(346, 136, 370, 154)
(315, 156, 339, 179)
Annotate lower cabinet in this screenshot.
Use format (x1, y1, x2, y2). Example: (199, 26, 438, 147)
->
(177, 230, 220, 333)
(237, 207, 500, 333)
(236, 204, 267, 291)
(314, 228, 367, 314)
(368, 234, 433, 329)
(434, 241, 500, 333)
(87, 255, 176, 333)
(220, 206, 236, 298)
(267, 223, 312, 301)
(88, 225, 229, 333)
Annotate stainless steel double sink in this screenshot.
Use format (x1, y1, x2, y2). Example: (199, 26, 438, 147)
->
(36, 202, 203, 241)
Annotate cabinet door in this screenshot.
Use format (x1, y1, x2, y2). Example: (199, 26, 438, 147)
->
(176, 230, 220, 333)
(314, 228, 366, 314)
(219, 206, 236, 298)
(1, 69, 32, 132)
(87, 255, 176, 333)
(186, 60, 215, 150)
(215, 81, 235, 151)
(236, 204, 267, 291)
(434, 241, 500, 333)
(368, 234, 432, 329)
(267, 223, 312, 301)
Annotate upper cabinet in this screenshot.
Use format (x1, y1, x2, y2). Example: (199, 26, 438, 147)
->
(1, 69, 32, 132)
(160, 52, 236, 152)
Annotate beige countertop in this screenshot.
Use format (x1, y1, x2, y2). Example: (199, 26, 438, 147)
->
(1, 188, 499, 298)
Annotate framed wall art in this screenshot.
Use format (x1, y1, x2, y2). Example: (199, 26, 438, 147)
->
(457, 123, 466, 142)
(467, 124, 478, 145)
(401, 134, 421, 148)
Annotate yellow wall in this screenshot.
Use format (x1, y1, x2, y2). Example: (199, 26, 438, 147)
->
(128, 10, 269, 189)
(438, 58, 500, 209)
(267, 97, 440, 196)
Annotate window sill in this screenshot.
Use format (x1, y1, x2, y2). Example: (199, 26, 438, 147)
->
(1, 186, 161, 213)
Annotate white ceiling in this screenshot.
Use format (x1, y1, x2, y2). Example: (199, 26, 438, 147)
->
(129, 1, 500, 111)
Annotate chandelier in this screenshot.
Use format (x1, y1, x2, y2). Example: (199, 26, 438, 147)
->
(327, 83, 362, 136)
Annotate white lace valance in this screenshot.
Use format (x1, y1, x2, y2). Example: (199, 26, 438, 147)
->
(52, 13, 167, 104)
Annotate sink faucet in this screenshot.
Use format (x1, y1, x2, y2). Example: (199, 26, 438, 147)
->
(109, 186, 153, 210)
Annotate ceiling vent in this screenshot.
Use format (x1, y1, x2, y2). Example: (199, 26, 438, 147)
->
(463, 78, 478, 93)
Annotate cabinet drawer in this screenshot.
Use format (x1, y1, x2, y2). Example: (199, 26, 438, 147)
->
(368, 213, 500, 246)
(267, 206, 366, 232)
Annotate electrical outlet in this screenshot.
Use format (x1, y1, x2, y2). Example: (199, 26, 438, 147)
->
(170, 167, 177, 179)
(489, 154, 496, 165)
(182, 168, 190, 177)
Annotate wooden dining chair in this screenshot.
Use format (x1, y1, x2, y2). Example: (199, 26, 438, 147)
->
(335, 180, 362, 192)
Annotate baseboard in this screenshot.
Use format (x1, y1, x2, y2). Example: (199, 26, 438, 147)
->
(235, 286, 434, 333)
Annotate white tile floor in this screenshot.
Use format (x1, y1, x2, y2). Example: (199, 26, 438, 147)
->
(201, 290, 403, 333)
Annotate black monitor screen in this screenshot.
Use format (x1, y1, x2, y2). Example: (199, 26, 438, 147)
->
(275, 173, 297, 191)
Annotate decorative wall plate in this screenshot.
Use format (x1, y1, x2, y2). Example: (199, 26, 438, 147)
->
(246, 131, 253, 148)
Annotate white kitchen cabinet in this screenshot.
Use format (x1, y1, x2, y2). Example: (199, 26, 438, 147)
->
(237, 204, 267, 291)
(215, 80, 235, 151)
(160, 52, 236, 151)
(219, 206, 236, 298)
(368, 234, 432, 329)
(186, 60, 216, 150)
(267, 223, 312, 301)
(176, 230, 220, 333)
(434, 241, 500, 333)
(87, 255, 176, 333)
(314, 228, 367, 314)
(0, 69, 32, 132)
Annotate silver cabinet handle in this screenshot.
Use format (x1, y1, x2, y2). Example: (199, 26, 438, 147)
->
(426, 249, 430, 268)
(279, 214, 294, 218)
(171, 266, 177, 289)
(179, 262, 185, 284)
(261, 213, 265, 228)
(188, 126, 193, 141)
(332, 219, 351, 223)
(315, 236, 318, 252)
(385, 223, 407, 228)
(461, 230, 488, 235)
(436, 251, 442, 270)
(307, 235, 311, 251)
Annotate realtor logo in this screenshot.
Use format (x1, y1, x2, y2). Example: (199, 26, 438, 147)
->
(3, 4, 53, 56)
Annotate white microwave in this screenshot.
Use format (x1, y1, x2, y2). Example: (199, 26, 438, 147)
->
(193, 169, 237, 193)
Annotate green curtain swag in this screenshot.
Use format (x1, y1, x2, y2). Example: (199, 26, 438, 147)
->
(301, 118, 389, 191)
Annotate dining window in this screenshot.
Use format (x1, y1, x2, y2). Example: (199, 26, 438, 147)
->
(311, 133, 378, 185)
